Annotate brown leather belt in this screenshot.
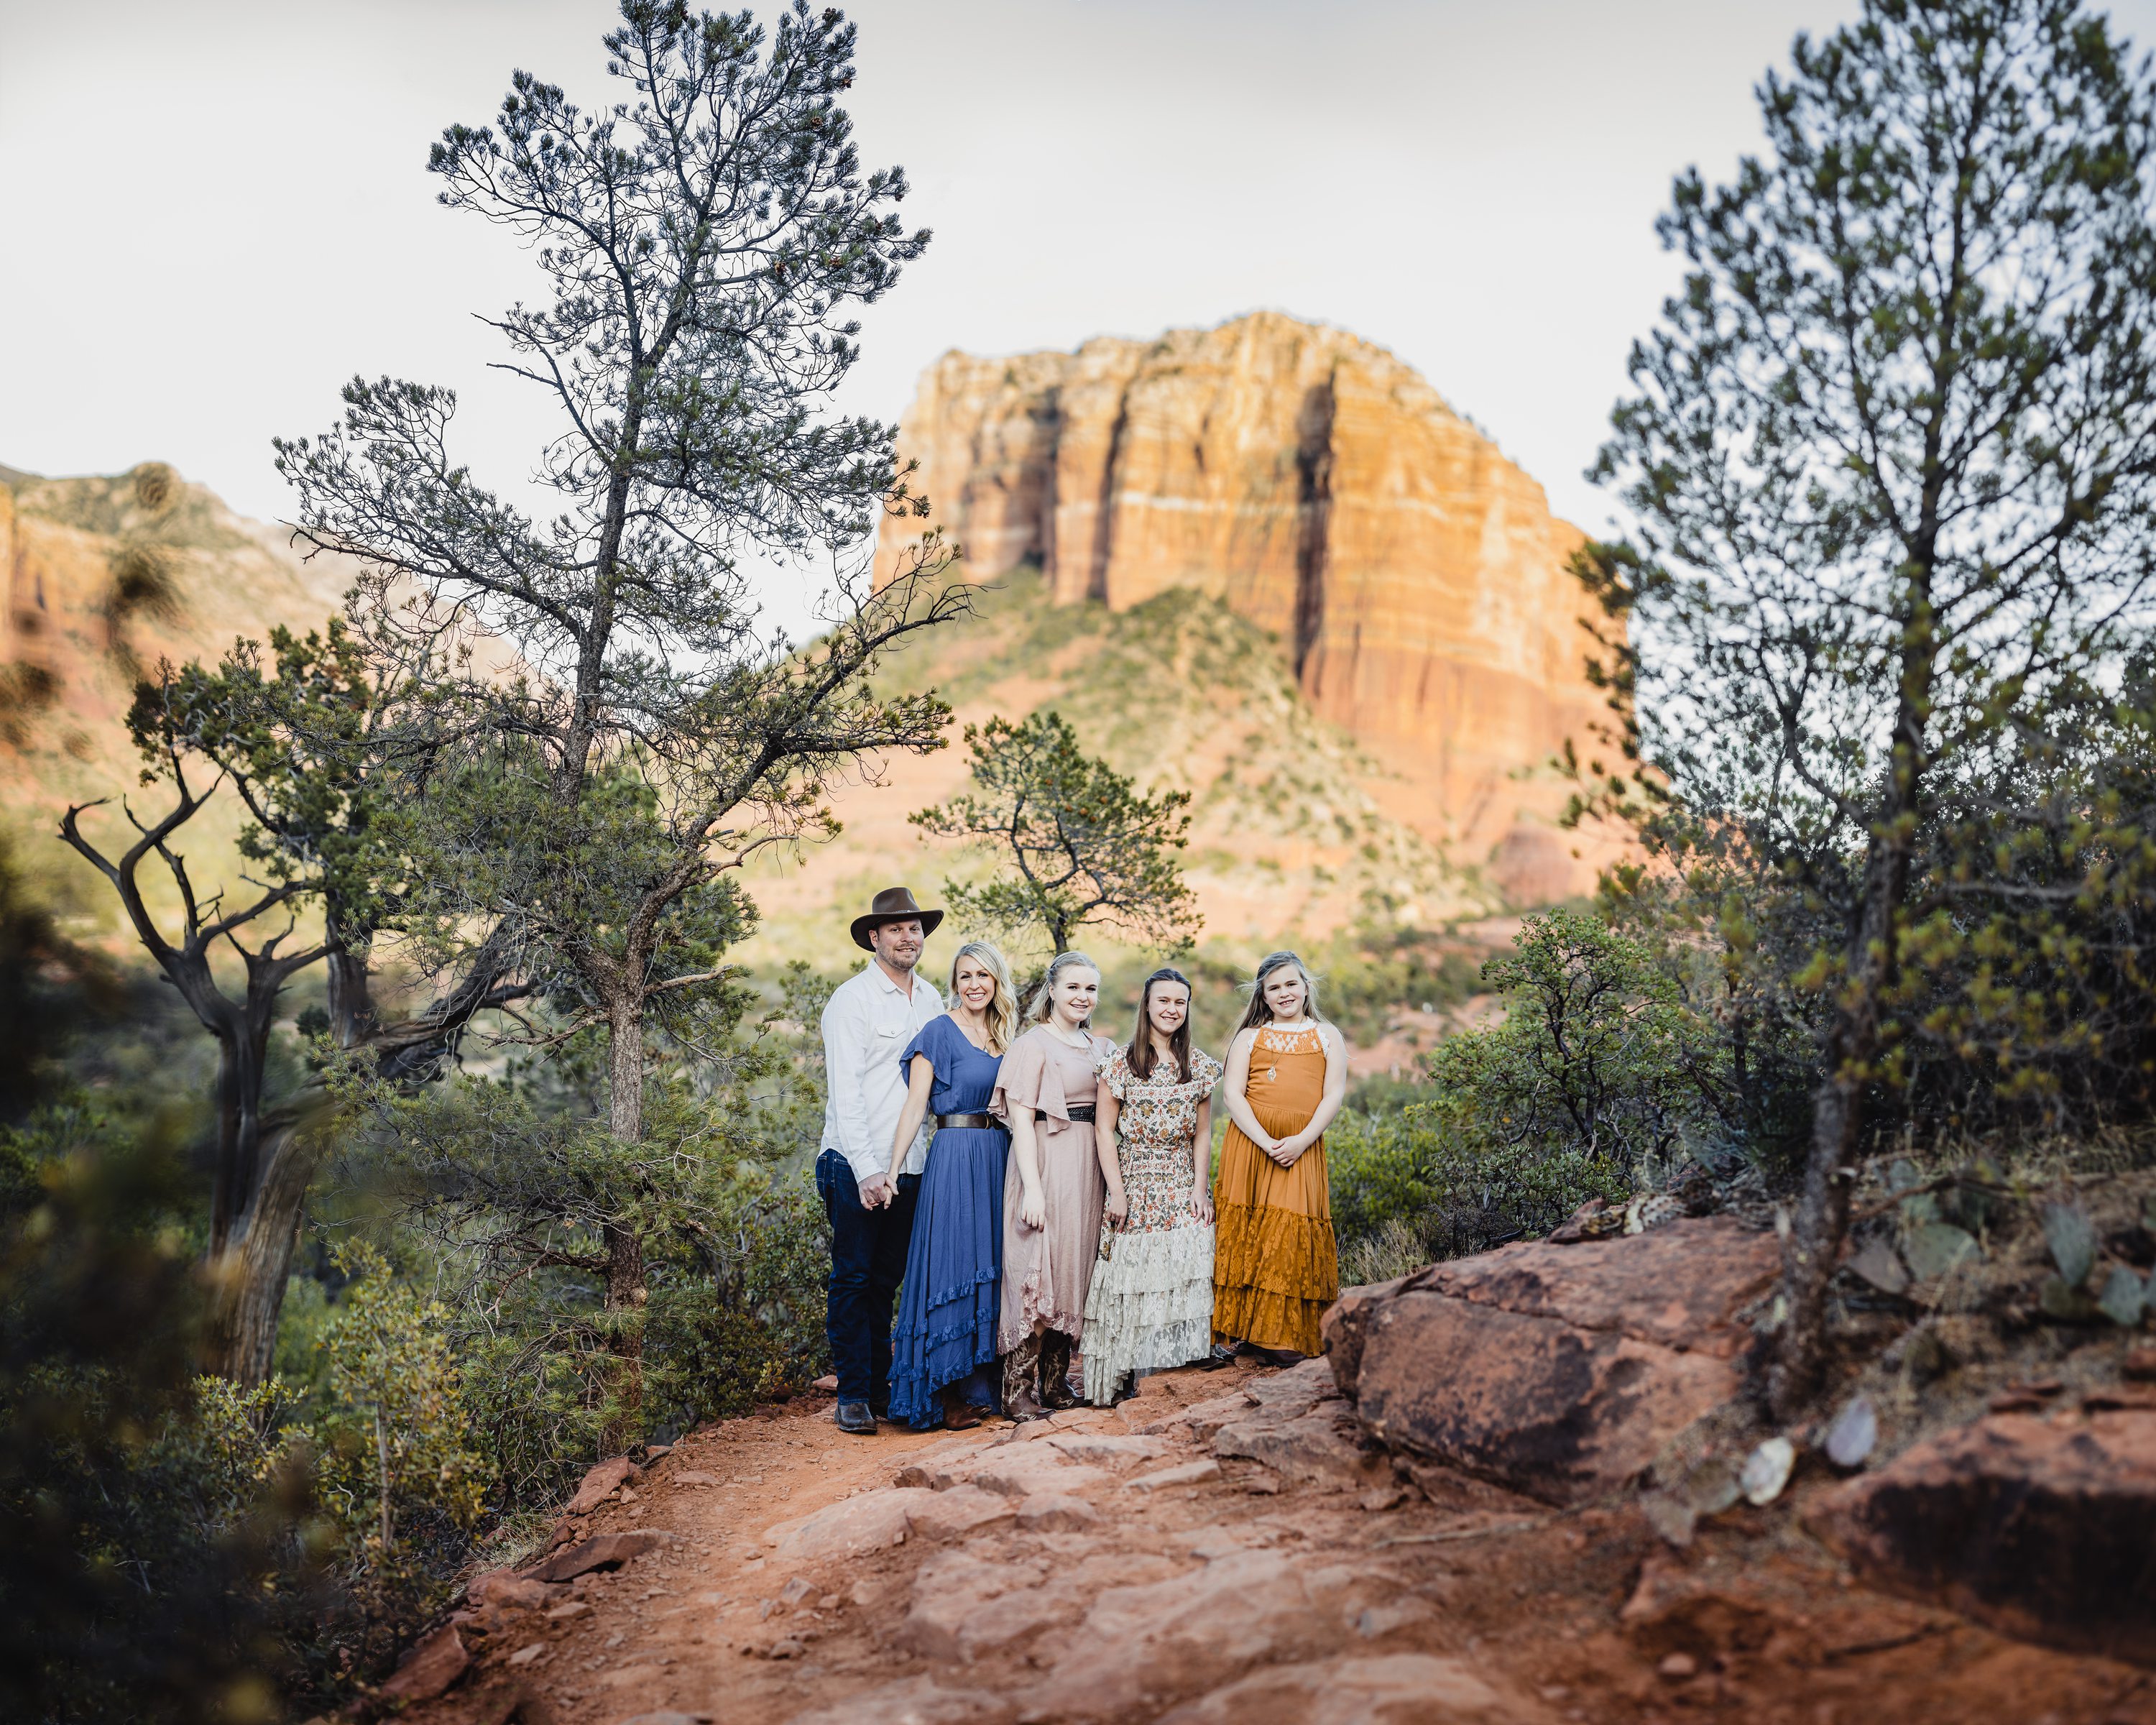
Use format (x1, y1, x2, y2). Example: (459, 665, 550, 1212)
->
(934, 1113, 997, 1130)
(1037, 1105, 1097, 1123)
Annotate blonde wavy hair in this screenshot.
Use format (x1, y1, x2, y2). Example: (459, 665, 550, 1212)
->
(948, 939, 1019, 1054)
(1026, 950, 1102, 1028)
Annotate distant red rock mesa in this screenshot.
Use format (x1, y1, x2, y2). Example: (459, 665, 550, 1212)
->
(872, 312, 1618, 903)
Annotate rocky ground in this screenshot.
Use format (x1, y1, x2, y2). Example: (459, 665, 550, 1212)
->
(377, 1194, 2156, 1725)
(388, 1339, 2153, 1725)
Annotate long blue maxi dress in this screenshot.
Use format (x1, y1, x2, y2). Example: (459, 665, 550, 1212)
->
(887, 1015, 1008, 1428)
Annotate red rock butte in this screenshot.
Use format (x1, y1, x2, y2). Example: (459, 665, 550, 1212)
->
(873, 312, 1617, 901)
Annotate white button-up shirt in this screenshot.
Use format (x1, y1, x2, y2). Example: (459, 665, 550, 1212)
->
(820, 960, 945, 1186)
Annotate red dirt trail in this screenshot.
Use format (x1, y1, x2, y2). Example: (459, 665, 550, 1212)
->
(413, 1361, 2154, 1725)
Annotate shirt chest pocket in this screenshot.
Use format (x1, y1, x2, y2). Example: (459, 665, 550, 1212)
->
(875, 1026, 901, 1040)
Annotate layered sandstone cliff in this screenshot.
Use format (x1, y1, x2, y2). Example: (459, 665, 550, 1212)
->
(874, 313, 1614, 899)
(0, 462, 354, 928)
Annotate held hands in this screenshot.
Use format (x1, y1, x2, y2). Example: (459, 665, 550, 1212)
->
(858, 1172, 894, 1210)
(1019, 1182, 1047, 1233)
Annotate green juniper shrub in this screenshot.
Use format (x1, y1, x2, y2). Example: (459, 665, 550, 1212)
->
(0, 1108, 321, 1725)
(1426, 908, 1708, 1184)
(1328, 908, 1720, 1274)
(303, 1241, 490, 1667)
(644, 1171, 831, 1430)
(0, 837, 118, 1119)
(1896, 657, 2156, 1133)
(1595, 859, 1819, 1180)
(1307, 926, 1485, 1053)
(346, 965, 839, 1498)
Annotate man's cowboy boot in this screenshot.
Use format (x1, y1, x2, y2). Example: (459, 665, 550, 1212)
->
(1001, 1338, 1046, 1422)
(834, 1399, 877, 1436)
(1038, 1331, 1079, 1410)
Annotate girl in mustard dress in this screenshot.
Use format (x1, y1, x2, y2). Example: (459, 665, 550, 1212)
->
(1210, 950, 1348, 1361)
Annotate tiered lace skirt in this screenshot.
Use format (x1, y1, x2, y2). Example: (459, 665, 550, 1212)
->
(1080, 1219, 1215, 1403)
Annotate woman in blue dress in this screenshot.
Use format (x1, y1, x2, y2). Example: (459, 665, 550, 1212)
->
(881, 939, 1019, 1429)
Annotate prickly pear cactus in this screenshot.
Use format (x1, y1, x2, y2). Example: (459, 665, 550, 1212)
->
(2042, 1199, 2099, 1286)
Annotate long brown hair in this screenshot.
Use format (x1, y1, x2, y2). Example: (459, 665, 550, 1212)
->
(1126, 966, 1194, 1082)
(1234, 949, 1323, 1034)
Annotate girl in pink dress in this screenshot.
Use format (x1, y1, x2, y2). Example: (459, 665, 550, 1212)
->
(993, 951, 1114, 1419)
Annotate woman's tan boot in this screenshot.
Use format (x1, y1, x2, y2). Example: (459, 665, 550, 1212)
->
(940, 1383, 984, 1429)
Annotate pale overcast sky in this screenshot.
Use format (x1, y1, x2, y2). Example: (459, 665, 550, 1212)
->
(7, 1, 2156, 637)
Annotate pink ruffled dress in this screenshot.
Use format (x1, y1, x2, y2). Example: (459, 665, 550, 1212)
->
(992, 1026, 1113, 1351)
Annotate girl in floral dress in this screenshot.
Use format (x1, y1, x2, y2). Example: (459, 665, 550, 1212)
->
(1080, 967, 1220, 1404)
(1210, 951, 1347, 1361)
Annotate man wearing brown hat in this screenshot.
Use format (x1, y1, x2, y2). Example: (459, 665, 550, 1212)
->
(817, 887, 946, 1435)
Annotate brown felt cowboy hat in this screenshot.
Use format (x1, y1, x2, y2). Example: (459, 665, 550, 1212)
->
(849, 886, 944, 951)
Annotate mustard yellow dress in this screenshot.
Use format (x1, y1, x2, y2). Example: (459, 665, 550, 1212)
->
(1212, 1022, 1340, 1354)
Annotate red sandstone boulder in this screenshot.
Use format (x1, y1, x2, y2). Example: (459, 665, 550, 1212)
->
(1043, 1550, 1372, 1716)
(785, 1675, 1010, 1725)
(1618, 1552, 1793, 1662)
(1039, 1430, 1169, 1468)
(896, 1549, 1053, 1662)
(1152, 1387, 1263, 1441)
(1324, 1219, 1777, 1506)
(905, 1484, 1018, 1541)
(465, 1568, 555, 1611)
(964, 1452, 1112, 1498)
(1319, 1275, 1416, 1389)
(563, 1454, 639, 1514)
(377, 1622, 469, 1703)
(1809, 1410, 2156, 1667)
(1017, 1493, 1100, 1531)
(520, 1528, 668, 1583)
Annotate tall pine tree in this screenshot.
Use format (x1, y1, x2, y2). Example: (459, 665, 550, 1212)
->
(1583, 0, 2156, 1412)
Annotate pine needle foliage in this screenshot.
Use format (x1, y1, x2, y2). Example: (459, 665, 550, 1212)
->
(1575, 0, 2156, 1413)
(273, 1, 962, 1442)
(913, 709, 1200, 958)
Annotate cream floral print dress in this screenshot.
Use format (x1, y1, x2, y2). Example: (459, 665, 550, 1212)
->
(1078, 1045, 1222, 1404)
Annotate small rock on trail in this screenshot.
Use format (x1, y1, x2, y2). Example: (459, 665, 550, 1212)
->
(522, 1530, 671, 1583)
(564, 1455, 640, 1515)
(379, 1623, 469, 1703)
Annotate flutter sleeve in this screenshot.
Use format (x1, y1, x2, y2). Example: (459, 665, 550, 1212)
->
(1099, 1046, 1133, 1101)
(1192, 1048, 1224, 1090)
(897, 1013, 946, 1082)
(991, 1031, 1049, 1124)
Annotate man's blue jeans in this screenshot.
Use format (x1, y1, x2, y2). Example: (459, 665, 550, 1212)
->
(816, 1149, 920, 1409)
